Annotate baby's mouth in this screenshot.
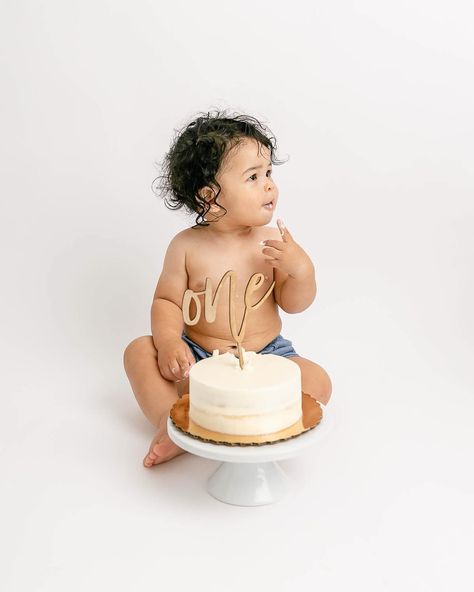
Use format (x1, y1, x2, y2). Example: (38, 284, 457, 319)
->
(263, 200, 274, 210)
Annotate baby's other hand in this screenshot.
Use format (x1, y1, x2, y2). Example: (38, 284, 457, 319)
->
(157, 339, 195, 382)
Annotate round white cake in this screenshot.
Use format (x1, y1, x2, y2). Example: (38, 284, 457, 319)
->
(188, 348, 302, 436)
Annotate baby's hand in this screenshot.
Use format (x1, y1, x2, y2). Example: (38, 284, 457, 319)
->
(261, 218, 314, 280)
(157, 339, 195, 382)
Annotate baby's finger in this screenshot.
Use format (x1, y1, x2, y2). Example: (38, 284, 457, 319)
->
(262, 246, 281, 258)
(277, 218, 292, 242)
(176, 354, 191, 378)
(183, 345, 197, 369)
(261, 239, 284, 250)
(169, 368, 179, 381)
(169, 361, 183, 381)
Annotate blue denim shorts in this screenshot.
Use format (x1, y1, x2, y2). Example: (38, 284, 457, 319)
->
(181, 332, 298, 363)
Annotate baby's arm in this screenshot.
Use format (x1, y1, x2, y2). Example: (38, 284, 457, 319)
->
(151, 232, 195, 381)
(263, 221, 316, 313)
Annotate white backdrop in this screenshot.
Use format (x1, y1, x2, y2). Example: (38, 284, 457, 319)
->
(1, 1, 473, 591)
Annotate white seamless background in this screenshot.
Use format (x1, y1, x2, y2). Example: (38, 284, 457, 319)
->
(1, 1, 473, 591)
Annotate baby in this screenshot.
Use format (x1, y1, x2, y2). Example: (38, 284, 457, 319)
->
(123, 110, 332, 467)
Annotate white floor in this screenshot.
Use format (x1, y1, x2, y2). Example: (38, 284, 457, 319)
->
(2, 314, 472, 592)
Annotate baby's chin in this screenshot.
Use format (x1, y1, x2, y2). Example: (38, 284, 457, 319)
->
(254, 211, 276, 226)
(249, 221, 273, 229)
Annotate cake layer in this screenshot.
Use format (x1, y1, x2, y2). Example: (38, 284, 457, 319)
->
(189, 401, 302, 436)
(188, 349, 302, 435)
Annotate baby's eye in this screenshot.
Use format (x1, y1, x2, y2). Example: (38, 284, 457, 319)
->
(249, 169, 272, 181)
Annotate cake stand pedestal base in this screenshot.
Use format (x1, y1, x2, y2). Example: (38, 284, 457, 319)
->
(207, 461, 289, 506)
(168, 408, 336, 507)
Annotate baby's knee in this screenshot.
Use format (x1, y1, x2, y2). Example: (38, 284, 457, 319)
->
(319, 368, 332, 405)
(324, 380, 332, 405)
(123, 335, 156, 368)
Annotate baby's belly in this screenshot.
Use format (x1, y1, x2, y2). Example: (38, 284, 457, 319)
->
(184, 305, 282, 354)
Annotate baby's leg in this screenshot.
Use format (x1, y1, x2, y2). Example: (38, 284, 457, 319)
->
(287, 355, 332, 406)
(123, 335, 190, 467)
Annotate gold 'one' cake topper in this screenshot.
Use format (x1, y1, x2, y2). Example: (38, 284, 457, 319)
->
(182, 270, 275, 370)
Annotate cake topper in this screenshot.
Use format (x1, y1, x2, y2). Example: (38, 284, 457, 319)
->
(182, 270, 275, 369)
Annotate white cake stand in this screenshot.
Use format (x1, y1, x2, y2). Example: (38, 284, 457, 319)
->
(167, 408, 336, 506)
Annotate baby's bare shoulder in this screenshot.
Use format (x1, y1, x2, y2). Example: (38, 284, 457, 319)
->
(183, 227, 206, 241)
(176, 227, 219, 258)
(164, 228, 209, 271)
(166, 228, 201, 250)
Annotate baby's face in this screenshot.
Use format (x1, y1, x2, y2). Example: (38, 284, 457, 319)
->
(206, 138, 279, 227)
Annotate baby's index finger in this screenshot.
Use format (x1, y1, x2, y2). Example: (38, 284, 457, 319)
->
(277, 218, 292, 242)
(277, 218, 286, 236)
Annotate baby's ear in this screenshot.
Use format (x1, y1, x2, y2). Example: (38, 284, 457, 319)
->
(198, 186, 213, 201)
(198, 186, 219, 210)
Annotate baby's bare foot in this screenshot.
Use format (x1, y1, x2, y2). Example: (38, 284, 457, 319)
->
(143, 415, 185, 467)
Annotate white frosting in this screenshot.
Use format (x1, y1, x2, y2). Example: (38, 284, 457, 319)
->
(189, 349, 302, 436)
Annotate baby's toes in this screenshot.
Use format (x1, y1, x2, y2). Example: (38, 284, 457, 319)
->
(152, 439, 179, 460)
(150, 441, 184, 466)
(143, 434, 163, 467)
(143, 434, 184, 467)
(143, 449, 157, 467)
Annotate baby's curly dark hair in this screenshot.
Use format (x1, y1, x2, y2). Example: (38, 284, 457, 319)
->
(152, 109, 287, 228)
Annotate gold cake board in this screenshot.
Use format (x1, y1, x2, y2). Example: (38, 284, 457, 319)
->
(170, 392, 323, 447)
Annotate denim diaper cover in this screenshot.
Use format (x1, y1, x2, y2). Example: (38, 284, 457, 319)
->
(181, 332, 298, 363)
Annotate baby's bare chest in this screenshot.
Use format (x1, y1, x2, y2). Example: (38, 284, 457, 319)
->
(186, 243, 274, 303)
(182, 231, 281, 349)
